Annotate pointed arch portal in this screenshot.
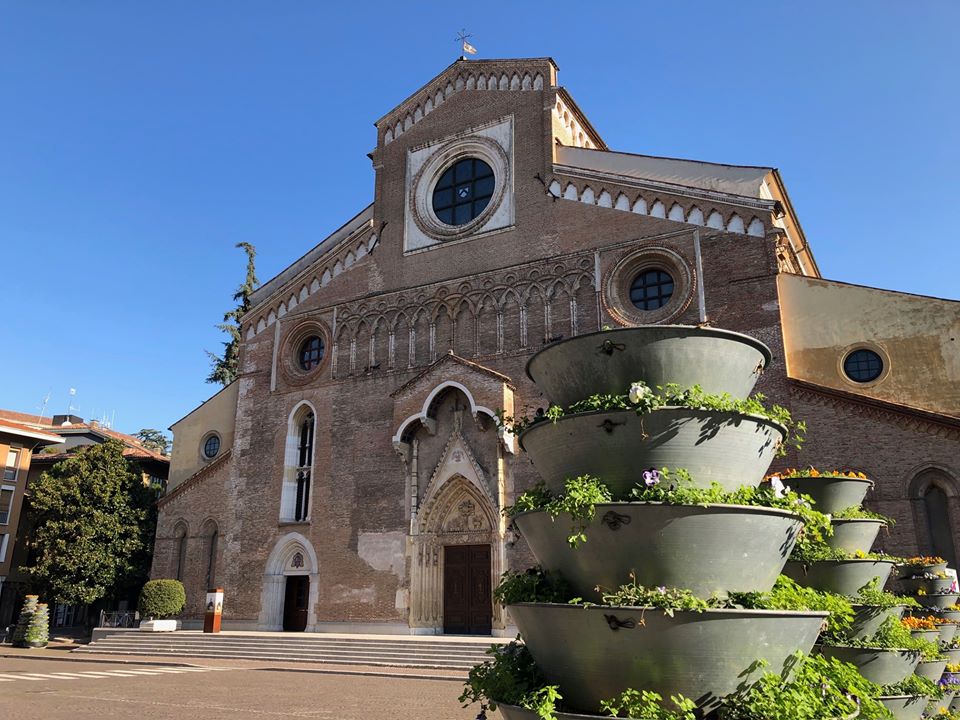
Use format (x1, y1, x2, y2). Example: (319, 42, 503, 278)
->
(258, 532, 320, 632)
(410, 474, 502, 635)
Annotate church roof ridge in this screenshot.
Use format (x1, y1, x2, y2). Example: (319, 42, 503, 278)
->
(389, 352, 514, 398)
(374, 57, 559, 128)
(247, 203, 374, 311)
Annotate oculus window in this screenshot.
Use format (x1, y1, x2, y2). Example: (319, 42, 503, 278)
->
(843, 349, 883, 383)
(202, 434, 221, 459)
(299, 336, 325, 371)
(432, 158, 495, 226)
(630, 269, 675, 311)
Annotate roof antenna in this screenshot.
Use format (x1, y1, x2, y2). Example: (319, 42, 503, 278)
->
(456, 29, 477, 60)
(37, 390, 51, 423)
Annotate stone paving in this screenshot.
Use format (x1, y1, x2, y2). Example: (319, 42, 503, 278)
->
(0, 652, 477, 719)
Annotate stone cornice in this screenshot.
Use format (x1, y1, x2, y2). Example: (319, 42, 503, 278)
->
(553, 164, 777, 212)
(158, 450, 231, 509)
(789, 379, 960, 440)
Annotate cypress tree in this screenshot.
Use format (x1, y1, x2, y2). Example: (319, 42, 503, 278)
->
(206, 242, 259, 386)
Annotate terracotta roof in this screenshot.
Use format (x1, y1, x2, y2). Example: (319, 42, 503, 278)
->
(0, 419, 62, 444)
(0, 409, 53, 427)
(32, 443, 167, 463)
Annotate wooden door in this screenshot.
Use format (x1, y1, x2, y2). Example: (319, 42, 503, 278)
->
(443, 544, 492, 635)
(283, 575, 309, 632)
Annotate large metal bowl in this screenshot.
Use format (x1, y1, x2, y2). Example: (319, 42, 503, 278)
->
(826, 519, 884, 554)
(783, 559, 895, 596)
(514, 503, 801, 599)
(509, 603, 827, 714)
(519, 408, 785, 495)
(526, 325, 771, 406)
(782, 476, 873, 513)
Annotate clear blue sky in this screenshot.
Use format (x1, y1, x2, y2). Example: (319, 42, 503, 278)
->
(2, 1, 957, 437)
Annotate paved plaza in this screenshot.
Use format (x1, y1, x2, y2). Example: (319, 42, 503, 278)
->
(0, 653, 477, 719)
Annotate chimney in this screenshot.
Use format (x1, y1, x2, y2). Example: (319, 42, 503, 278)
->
(52, 414, 84, 427)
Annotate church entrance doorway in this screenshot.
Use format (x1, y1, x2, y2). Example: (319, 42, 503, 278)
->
(282, 575, 309, 632)
(443, 544, 491, 635)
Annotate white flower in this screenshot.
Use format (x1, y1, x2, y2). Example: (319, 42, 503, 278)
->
(770, 476, 788, 498)
(628, 382, 650, 404)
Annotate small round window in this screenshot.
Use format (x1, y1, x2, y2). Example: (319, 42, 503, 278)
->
(843, 348, 884, 383)
(299, 336, 325, 371)
(432, 158, 495, 226)
(629, 269, 675, 311)
(202, 434, 221, 459)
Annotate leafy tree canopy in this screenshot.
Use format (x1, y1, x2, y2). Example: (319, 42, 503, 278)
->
(135, 428, 170, 455)
(25, 439, 156, 606)
(206, 241, 259, 386)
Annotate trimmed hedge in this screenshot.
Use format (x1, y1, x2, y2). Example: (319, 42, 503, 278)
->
(138, 579, 186, 619)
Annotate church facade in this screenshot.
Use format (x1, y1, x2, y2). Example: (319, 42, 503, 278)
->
(152, 57, 960, 634)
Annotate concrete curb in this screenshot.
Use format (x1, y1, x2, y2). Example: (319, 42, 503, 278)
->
(0, 650, 199, 667)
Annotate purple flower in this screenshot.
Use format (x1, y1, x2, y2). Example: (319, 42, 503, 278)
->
(643, 468, 660, 487)
(656, 586, 667, 594)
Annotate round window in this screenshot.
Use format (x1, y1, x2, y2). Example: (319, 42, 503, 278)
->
(629, 269, 675, 311)
(432, 158, 495, 226)
(202, 434, 220, 459)
(843, 348, 884, 383)
(299, 335, 325, 371)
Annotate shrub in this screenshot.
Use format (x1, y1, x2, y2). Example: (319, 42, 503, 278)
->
(138, 579, 186, 619)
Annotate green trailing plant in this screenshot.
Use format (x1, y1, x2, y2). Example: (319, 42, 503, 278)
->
(881, 672, 943, 699)
(458, 641, 559, 720)
(789, 534, 897, 566)
(495, 381, 806, 456)
(493, 568, 572, 607)
(730, 576, 854, 634)
(138, 579, 186, 619)
(599, 576, 710, 616)
(12, 595, 39, 648)
(596, 574, 848, 621)
(506, 476, 612, 547)
(855, 577, 921, 609)
(25, 602, 49, 647)
(823, 615, 940, 657)
(507, 472, 832, 550)
(831, 506, 895, 525)
(717, 652, 888, 720)
(600, 689, 698, 719)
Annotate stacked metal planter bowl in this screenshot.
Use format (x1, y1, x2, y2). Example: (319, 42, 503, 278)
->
(501, 326, 829, 716)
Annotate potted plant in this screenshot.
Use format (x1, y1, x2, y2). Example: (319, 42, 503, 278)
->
(512, 381, 802, 495)
(818, 616, 932, 685)
(507, 472, 827, 599)
(776, 468, 873, 514)
(11, 594, 38, 648)
(525, 325, 772, 408)
(24, 602, 49, 648)
(877, 673, 941, 720)
(138, 579, 186, 632)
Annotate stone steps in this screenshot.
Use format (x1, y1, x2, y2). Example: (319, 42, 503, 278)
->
(76, 631, 505, 670)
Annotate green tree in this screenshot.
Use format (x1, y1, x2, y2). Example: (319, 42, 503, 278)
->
(206, 241, 259, 385)
(135, 428, 170, 455)
(24, 440, 156, 606)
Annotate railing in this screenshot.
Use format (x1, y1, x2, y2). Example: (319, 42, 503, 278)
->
(98, 610, 140, 628)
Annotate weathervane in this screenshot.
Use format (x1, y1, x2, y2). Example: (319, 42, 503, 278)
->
(456, 29, 477, 59)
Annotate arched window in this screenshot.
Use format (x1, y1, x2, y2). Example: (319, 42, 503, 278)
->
(911, 470, 958, 569)
(174, 524, 188, 582)
(924, 485, 956, 567)
(295, 413, 314, 522)
(203, 521, 219, 589)
(281, 403, 316, 523)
